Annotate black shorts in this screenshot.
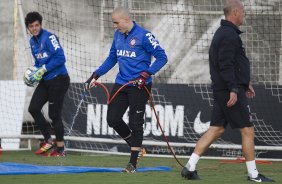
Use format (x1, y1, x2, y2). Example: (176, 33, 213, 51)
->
(211, 88, 253, 129)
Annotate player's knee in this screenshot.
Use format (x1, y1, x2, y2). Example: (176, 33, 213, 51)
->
(107, 115, 122, 128)
(217, 127, 225, 135)
(28, 104, 40, 116)
(208, 126, 225, 137)
(129, 121, 144, 133)
(240, 126, 254, 137)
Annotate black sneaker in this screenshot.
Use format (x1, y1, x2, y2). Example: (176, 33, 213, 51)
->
(181, 167, 200, 180)
(248, 173, 274, 182)
(122, 163, 136, 173)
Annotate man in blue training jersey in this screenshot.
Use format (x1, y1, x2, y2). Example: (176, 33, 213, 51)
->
(25, 12, 70, 156)
(85, 7, 167, 172)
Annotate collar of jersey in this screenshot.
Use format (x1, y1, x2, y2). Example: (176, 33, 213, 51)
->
(125, 21, 137, 36)
(220, 19, 243, 34)
(32, 28, 44, 42)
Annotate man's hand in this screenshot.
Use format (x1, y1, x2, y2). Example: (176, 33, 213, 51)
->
(85, 72, 99, 90)
(227, 92, 237, 107)
(30, 65, 47, 82)
(132, 71, 151, 89)
(246, 84, 255, 99)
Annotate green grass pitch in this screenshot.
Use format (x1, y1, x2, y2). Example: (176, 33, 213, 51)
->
(0, 151, 281, 184)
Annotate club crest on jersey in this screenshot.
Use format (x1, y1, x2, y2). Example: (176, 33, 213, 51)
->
(117, 50, 136, 58)
(129, 38, 136, 47)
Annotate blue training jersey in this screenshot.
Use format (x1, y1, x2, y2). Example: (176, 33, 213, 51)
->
(30, 29, 68, 80)
(95, 22, 168, 85)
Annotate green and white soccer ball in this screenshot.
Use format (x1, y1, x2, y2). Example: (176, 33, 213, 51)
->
(23, 66, 38, 87)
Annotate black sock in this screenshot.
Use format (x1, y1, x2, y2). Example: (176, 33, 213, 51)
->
(56, 146, 64, 153)
(129, 150, 139, 168)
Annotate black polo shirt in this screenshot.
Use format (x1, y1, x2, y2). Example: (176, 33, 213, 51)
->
(209, 19, 250, 92)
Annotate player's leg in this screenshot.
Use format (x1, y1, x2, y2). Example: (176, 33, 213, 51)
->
(107, 84, 131, 146)
(28, 81, 54, 154)
(182, 91, 226, 180)
(232, 90, 274, 182)
(123, 84, 151, 172)
(182, 127, 225, 180)
(240, 127, 255, 160)
(221, 88, 274, 182)
(46, 75, 70, 156)
(241, 125, 274, 182)
(240, 126, 258, 177)
(193, 126, 225, 160)
(225, 88, 258, 179)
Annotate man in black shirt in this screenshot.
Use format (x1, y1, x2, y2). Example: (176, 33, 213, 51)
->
(181, 0, 274, 182)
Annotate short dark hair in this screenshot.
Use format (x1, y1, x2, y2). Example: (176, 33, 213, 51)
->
(25, 11, 43, 27)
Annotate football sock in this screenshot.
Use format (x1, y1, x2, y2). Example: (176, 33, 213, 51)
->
(56, 146, 65, 154)
(186, 153, 200, 171)
(246, 160, 259, 178)
(129, 150, 139, 168)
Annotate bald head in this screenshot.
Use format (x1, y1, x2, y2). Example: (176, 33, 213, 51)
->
(112, 7, 131, 20)
(111, 7, 134, 34)
(223, 0, 245, 26)
(223, 0, 243, 17)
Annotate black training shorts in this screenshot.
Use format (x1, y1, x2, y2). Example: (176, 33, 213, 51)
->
(210, 88, 253, 129)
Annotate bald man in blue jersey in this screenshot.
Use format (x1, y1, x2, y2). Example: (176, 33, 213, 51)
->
(85, 7, 167, 172)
